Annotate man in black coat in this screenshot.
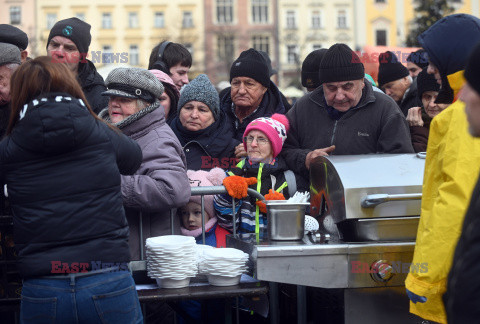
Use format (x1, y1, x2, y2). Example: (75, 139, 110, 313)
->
(444, 41, 480, 324)
(46, 17, 108, 114)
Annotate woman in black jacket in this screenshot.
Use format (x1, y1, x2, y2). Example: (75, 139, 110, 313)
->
(0, 57, 143, 323)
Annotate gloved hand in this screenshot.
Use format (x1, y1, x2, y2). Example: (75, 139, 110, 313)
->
(256, 189, 286, 213)
(406, 288, 427, 304)
(223, 176, 257, 199)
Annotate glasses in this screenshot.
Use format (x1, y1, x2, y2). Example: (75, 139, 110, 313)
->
(244, 136, 270, 145)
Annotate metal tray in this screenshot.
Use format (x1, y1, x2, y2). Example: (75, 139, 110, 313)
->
(336, 216, 419, 242)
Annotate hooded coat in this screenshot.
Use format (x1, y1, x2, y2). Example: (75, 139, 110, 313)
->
(0, 93, 142, 278)
(405, 14, 480, 323)
(99, 102, 190, 260)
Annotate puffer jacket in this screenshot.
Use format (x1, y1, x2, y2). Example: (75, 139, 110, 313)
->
(170, 109, 240, 170)
(405, 100, 480, 323)
(0, 93, 142, 278)
(78, 60, 109, 114)
(99, 102, 190, 260)
(220, 81, 290, 141)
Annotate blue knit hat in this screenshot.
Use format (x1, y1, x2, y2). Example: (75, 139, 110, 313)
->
(178, 74, 220, 120)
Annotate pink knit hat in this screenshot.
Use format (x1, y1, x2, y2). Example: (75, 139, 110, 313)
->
(186, 167, 226, 219)
(149, 69, 180, 98)
(243, 113, 290, 158)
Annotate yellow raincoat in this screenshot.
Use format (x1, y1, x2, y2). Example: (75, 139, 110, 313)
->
(405, 73, 480, 323)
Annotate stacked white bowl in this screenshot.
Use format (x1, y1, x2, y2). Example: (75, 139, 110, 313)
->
(146, 235, 198, 288)
(200, 247, 249, 286)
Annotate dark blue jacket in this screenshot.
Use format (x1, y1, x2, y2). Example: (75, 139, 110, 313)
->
(170, 109, 239, 170)
(0, 93, 142, 278)
(220, 81, 290, 141)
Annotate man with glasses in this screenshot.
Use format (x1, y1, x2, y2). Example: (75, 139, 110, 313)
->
(282, 43, 414, 189)
(220, 48, 291, 159)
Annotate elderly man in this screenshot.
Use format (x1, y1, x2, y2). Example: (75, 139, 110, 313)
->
(404, 14, 480, 324)
(220, 48, 290, 160)
(0, 24, 29, 62)
(0, 43, 21, 138)
(282, 43, 413, 188)
(46, 17, 108, 114)
(378, 51, 422, 116)
(444, 41, 480, 324)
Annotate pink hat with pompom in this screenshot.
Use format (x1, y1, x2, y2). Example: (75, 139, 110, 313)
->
(186, 167, 226, 219)
(243, 113, 290, 158)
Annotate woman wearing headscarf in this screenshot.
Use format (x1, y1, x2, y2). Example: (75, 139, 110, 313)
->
(0, 57, 143, 323)
(99, 67, 190, 260)
(170, 74, 239, 170)
(149, 69, 180, 124)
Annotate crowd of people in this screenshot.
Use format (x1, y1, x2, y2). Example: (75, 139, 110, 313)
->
(1, 12, 480, 324)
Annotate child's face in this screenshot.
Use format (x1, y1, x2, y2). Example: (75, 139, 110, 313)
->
(180, 202, 206, 230)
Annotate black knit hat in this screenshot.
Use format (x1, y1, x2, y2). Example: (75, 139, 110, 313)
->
(406, 49, 429, 70)
(464, 42, 480, 96)
(416, 68, 440, 99)
(47, 17, 91, 54)
(230, 48, 270, 88)
(378, 51, 409, 88)
(301, 49, 328, 88)
(0, 24, 28, 50)
(318, 44, 364, 84)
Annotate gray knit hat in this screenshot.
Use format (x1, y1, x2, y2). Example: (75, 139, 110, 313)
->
(178, 74, 220, 120)
(103, 67, 164, 104)
(0, 42, 21, 66)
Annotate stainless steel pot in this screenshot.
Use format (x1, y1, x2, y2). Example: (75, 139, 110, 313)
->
(266, 201, 309, 240)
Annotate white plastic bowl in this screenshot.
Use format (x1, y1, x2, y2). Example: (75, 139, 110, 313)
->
(156, 277, 191, 289)
(208, 274, 241, 286)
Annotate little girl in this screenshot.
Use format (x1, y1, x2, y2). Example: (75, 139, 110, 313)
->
(179, 168, 229, 247)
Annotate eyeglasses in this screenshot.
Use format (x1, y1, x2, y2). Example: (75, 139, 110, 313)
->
(244, 136, 270, 145)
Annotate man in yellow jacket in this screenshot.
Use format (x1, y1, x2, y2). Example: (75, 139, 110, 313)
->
(405, 14, 480, 324)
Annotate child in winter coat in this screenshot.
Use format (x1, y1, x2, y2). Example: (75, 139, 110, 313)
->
(179, 168, 230, 247)
(215, 113, 300, 236)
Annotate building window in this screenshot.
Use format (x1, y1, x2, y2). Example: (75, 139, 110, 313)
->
(102, 13, 112, 29)
(184, 43, 193, 57)
(286, 11, 296, 29)
(217, 35, 235, 61)
(129, 45, 139, 65)
(376, 30, 387, 46)
(47, 13, 57, 29)
(128, 12, 139, 28)
(252, 35, 270, 54)
(287, 45, 298, 64)
(252, 0, 269, 24)
(313, 44, 323, 51)
(154, 12, 165, 28)
(217, 0, 233, 24)
(75, 13, 85, 21)
(10, 7, 21, 25)
(312, 10, 322, 29)
(375, 0, 386, 3)
(102, 45, 112, 64)
(182, 11, 193, 28)
(337, 10, 347, 29)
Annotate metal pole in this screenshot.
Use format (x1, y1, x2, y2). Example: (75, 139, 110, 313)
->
(170, 209, 175, 235)
(139, 212, 144, 260)
(297, 285, 307, 324)
(201, 195, 206, 244)
(232, 196, 236, 236)
(269, 282, 279, 324)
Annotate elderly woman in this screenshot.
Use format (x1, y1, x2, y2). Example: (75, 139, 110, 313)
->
(215, 114, 303, 235)
(149, 69, 180, 124)
(99, 67, 190, 260)
(220, 48, 291, 159)
(170, 74, 239, 170)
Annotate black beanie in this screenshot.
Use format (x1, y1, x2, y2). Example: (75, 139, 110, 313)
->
(318, 44, 364, 84)
(47, 17, 91, 54)
(230, 48, 270, 88)
(406, 49, 429, 70)
(301, 48, 328, 88)
(377, 51, 409, 88)
(465, 42, 480, 96)
(0, 24, 28, 50)
(416, 68, 440, 99)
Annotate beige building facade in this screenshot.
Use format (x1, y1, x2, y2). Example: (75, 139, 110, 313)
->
(34, 0, 204, 74)
(0, 0, 37, 56)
